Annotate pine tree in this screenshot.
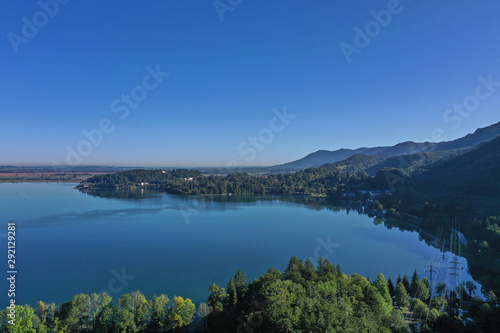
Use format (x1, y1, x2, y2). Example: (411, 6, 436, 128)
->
(227, 277, 238, 309)
(317, 258, 335, 277)
(410, 269, 419, 297)
(402, 275, 410, 294)
(388, 277, 395, 298)
(303, 258, 317, 280)
(395, 282, 410, 308)
(374, 273, 393, 314)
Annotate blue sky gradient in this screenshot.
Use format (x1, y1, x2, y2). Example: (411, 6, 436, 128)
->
(1, 1, 499, 167)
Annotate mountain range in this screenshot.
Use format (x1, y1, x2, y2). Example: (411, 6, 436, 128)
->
(270, 121, 500, 172)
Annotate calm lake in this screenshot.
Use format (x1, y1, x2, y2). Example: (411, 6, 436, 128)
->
(1, 182, 476, 306)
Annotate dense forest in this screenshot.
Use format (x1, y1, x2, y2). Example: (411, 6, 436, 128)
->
(2, 257, 498, 332)
(79, 167, 361, 197)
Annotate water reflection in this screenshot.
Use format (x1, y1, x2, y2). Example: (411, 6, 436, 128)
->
(78, 188, 494, 296)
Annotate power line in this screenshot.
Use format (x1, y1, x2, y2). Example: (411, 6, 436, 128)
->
(425, 263, 437, 293)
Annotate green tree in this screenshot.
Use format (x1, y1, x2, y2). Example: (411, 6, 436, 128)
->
(1, 305, 37, 333)
(383, 309, 409, 333)
(374, 273, 393, 313)
(130, 290, 149, 331)
(317, 257, 335, 278)
(208, 283, 227, 313)
(402, 275, 410, 294)
(303, 258, 317, 281)
(410, 298, 429, 321)
(430, 296, 447, 312)
(262, 280, 302, 332)
(465, 281, 477, 298)
(436, 282, 447, 297)
(115, 294, 138, 333)
(172, 296, 196, 329)
(395, 282, 410, 308)
(410, 269, 419, 297)
(227, 277, 238, 309)
(414, 280, 431, 301)
(62, 293, 93, 331)
(284, 256, 304, 283)
(93, 293, 113, 333)
(388, 277, 396, 298)
(149, 294, 170, 332)
(35, 301, 49, 324)
(234, 269, 247, 310)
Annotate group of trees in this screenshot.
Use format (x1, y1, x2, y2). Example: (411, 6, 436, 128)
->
(83, 169, 203, 190)
(206, 256, 405, 332)
(388, 270, 432, 310)
(80, 167, 366, 197)
(0, 292, 196, 332)
(2, 257, 500, 332)
(206, 257, 500, 333)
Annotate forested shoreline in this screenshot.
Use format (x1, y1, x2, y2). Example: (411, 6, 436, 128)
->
(2, 257, 498, 332)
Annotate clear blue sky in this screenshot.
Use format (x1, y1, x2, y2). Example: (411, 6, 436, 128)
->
(1, 1, 499, 167)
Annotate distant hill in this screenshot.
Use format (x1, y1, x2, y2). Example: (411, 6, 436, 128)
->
(272, 148, 369, 171)
(272, 121, 500, 171)
(320, 154, 387, 174)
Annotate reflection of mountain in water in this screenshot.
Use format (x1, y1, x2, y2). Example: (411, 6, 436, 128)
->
(79, 187, 428, 236)
(77, 187, 496, 292)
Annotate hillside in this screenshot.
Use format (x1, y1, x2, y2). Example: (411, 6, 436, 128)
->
(365, 151, 453, 176)
(320, 154, 387, 174)
(272, 148, 371, 171)
(272, 121, 500, 171)
(411, 136, 500, 197)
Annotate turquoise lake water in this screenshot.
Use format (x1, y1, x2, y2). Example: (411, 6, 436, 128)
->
(0, 182, 475, 306)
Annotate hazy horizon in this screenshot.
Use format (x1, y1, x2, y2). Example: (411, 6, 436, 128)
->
(3, 117, 498, 169)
